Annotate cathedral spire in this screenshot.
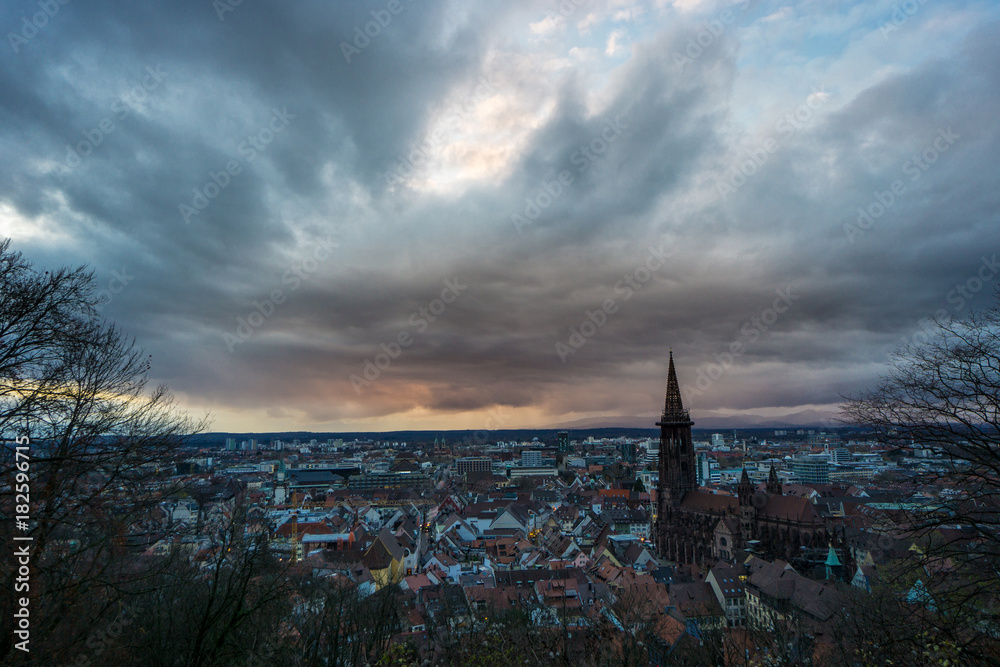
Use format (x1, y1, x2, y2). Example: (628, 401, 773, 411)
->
(738, 467, 753, 504)
(767, 463, 782, 495)
(662, 349, 690, 423)
(656, 349, 696, 561)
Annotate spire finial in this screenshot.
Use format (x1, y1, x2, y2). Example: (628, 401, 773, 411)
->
(663, 349, 688, 422)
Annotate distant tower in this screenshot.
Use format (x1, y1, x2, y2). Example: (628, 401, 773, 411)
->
(656, 350, 696, 560)
(737, 468, 757, 545)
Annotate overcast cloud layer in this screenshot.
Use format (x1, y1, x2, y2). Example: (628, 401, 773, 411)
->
(3, 0, 1000, 432)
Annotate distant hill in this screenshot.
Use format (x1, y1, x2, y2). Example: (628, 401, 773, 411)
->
(547, 408, 842, 430)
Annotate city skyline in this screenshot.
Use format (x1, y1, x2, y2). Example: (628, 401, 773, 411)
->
(3, 0, 1000, 433)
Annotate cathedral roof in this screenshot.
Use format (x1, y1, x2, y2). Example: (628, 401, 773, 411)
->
(679, 491, 738, 514)
(759, 495, 822, 523)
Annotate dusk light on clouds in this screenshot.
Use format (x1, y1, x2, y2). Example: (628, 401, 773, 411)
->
(2, 0, 999, 433)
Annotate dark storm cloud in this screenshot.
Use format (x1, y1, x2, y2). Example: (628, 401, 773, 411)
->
(2, 1, 999, 428)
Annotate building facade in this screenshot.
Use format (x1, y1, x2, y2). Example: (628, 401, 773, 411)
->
(456, 457, 492, 474)
(790, 455, 831, 484)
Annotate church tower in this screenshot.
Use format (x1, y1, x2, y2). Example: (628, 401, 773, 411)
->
(738, 468, 757, 545)
(656, 350, 696, 559)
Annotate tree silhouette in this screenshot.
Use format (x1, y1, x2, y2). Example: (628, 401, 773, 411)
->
(840, 288, 1000, 663)
(0, 239, 206, 663)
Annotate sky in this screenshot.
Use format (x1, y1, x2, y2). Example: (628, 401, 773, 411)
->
(2, 0, 1000, 433)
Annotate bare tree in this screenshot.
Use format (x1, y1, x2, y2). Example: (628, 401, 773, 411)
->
(674, 611, 826, 667)
(437, 604, 545, 666)
(827, 574, 968, 667)
(0, 239, 206, 663)
(120, 500, 294, 667)
(840, 289, 1000, 664)
(280, 567, 408, 666)
(583, 579, 667, 666)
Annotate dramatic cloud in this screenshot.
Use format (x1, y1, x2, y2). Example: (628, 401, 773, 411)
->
(2, 0, 999, 432)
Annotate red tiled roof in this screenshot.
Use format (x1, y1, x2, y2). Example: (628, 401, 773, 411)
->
(274, 520, 337, 539)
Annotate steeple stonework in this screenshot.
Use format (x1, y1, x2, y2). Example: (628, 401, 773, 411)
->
(656, 350, 696, 560)
(738, 468, 757, 546)
(766, 463, 783, 496)
(657, 350, 696, 495)
(737, 468, 753, 504)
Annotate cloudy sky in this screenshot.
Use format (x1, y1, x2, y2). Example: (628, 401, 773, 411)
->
(3, 0, 999, 433)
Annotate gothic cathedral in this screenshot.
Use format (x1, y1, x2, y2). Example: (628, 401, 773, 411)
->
(655, 352, 849, 567)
